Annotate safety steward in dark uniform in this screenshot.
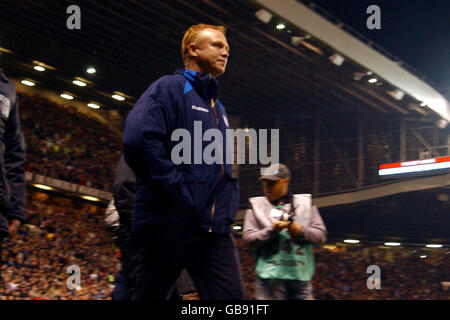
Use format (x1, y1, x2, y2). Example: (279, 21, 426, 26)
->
(0, 68, 26, 289)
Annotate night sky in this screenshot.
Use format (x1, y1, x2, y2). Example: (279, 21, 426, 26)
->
(309, 0, 450, 90)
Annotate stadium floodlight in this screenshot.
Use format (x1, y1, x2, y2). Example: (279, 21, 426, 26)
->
(436, 119, 448, 129)
(87, 103, 100, 109)
(353, 72, 365, 81)
(291, 35, 310, 46)
(276, 23, 285, 30)
(21, 80, 36, 86)
(32, 184, 54, 191)
(420, 255, 427, 259)
(387, 89, 405, 101)
(329, 53, 345, 66)
(60, 93, 74, 100)
(426, 244, 443, 248)
(254, 8, 273, 23)
(384, 242, 401, 246)
(34, 65, 46, 72)
(232, 225, 242, 230)
(379, 156, 450, 176)
(87, 67, 96, 74)
(73, 80, 87, 87)
(81, 195, 100, 202)
(112, 94, 125, 101)
(343, 239, 360, 244)
(368, 78, 377, 83)
(408, 103, 429, 116)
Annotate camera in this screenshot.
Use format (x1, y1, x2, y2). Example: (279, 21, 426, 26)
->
(280, 212, 294, 222)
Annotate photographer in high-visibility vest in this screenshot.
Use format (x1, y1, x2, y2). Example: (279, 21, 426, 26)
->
(243, 164, 327, 300)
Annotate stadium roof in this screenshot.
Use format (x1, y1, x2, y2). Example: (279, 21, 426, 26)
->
(1, 0, 448, 125)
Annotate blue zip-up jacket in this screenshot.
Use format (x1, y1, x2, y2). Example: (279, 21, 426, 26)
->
(123, 69, 239, 234)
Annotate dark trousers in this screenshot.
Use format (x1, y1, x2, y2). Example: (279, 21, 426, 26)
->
(112, 224, 144, 300)
(111, 270, 129, 300)
(132, 223, 245, 300)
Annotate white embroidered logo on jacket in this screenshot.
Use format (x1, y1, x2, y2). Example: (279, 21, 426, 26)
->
(191, 105, 209, 113)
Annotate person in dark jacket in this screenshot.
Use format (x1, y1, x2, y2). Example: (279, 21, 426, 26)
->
(123, 24, 244, 300)
(107, 154, 141, 300)
(0, 68, 26, 289)
(107, 155, 197, 300)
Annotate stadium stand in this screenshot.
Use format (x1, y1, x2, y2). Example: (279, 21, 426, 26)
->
(0, 191, 119, 300)
(20, 92, 121, 191)
(236, 238, 450, 300)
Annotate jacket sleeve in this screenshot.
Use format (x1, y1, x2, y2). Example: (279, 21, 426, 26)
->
(123, 83, 194, 211)
(4, 94, 26, 223)
(297, 205, 327, 244)
(242, 208, 277, 249)
(113, 154, 136, 226)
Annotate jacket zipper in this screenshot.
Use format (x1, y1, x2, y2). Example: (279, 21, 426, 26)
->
(208, 98, 224, 232)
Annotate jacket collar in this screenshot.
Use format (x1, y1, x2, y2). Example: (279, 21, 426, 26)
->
(175, 69, 219, 101)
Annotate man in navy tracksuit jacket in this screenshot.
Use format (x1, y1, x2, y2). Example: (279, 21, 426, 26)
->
(123, 24, 244, 300)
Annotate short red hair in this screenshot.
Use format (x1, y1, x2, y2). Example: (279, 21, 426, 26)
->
(181, 24, 226, 65)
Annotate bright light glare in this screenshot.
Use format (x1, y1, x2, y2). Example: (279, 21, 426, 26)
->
(384, 242, 401, 246)
(87, 67, 96, 74)
(73, 80, 87, 87)
(343, 239, 360, 244)
(112, 94, 125, 101)
(32, 184, 54, 191)
(87, 103, 100, 109)
(21, 80, 35, 86)
(276, 24, 285, 30)
(426, 244, 443, 248)
(82, 196, 100, 201)
(60, 94, 74, 100)
(34, 66, 46, 72)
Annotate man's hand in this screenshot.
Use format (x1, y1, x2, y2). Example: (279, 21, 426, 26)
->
(8, 218, 21, 237)
(273, 220, 291, 233)
(287, 222, 302, 240)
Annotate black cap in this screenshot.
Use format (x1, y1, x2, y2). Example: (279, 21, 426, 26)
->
(259, 163, 290, 181)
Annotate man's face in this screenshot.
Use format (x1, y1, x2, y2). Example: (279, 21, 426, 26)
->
(261, 178, 289, 201)
(189, 28, 230, 77)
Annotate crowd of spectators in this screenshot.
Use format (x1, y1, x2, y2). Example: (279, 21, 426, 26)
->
(19, 92, 122, 191)
(236, 238, 449, 300)
(1, 92, 447, 300)
(3, 218, 448, 300)
(0, 192, 119, 300)
(312, 246, 449, 300)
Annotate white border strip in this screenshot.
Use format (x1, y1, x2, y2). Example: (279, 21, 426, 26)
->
(379, 162, 450, 176)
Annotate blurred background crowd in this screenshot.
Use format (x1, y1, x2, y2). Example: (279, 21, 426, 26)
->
(0, 93, 448, 300)
(236, 239, 449, 300)
(20, 92, 121, 191)
(0, 191, 119, 300)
